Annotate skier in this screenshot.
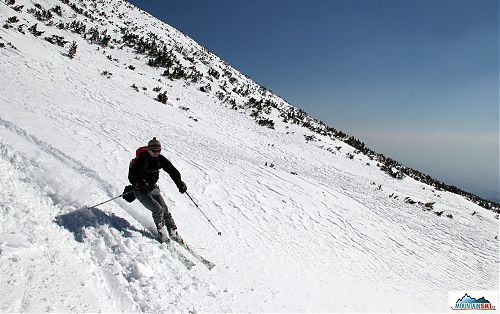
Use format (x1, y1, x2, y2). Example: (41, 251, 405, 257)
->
(128, 137, 187, 243)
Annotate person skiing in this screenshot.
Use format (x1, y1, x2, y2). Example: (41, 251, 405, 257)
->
(128, 137, 187, 243)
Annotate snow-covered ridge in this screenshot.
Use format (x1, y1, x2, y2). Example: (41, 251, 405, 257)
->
(4, 0, 497, 210)
(0, 0, 498, 312)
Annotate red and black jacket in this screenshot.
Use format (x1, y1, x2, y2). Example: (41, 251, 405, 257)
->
(128, 147, 182, 190)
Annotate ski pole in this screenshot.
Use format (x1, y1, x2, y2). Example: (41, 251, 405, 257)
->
(185, 192, 222, 236)
(87, 189, 135, 208)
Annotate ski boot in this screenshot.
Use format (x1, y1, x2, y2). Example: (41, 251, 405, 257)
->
(169, 228, 184, 245)
(157, 222, 170, 243)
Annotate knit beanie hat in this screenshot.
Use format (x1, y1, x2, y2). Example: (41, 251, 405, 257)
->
(147, 137, 161, 151)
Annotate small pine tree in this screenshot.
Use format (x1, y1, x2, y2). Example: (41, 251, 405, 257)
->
(89, 27, 99, 44)
(50, 5, 62, 16)
(156, 91, 168, 104)
(28, 23, 44, 36)
(68, 41, 77, 59)
(8, 16, 19, 23)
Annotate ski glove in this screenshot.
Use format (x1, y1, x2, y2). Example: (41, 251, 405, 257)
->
(176, 181, 187, 194)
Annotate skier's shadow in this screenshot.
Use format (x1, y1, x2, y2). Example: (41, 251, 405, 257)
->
(55, 206, 155, 242)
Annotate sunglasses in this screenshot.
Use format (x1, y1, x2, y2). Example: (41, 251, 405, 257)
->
(149, 149, 161, 154)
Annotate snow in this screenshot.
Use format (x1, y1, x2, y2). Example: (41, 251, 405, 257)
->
(0, 0, 498, 312)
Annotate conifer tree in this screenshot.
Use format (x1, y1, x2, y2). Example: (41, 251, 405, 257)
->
(68, 41, 77, 59)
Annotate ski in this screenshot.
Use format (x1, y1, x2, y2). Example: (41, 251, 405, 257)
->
(158, 238, 196, 270)
(171, 238, 216, 270)
(149, 229, 213, 270)
(147, 227, 195, 269)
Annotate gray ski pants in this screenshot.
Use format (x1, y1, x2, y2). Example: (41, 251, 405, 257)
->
(133, 186, 177, 230)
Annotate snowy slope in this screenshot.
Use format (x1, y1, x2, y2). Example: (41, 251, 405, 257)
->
(0, 0, 498, 312)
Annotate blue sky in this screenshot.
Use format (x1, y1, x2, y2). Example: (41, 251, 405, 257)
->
(128, 0, 499, 202)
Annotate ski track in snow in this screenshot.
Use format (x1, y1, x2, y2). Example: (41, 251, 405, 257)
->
(0, 0, 498, 312)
